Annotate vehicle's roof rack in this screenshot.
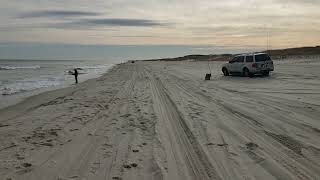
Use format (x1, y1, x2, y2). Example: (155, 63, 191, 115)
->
(236, 52, 268, 57)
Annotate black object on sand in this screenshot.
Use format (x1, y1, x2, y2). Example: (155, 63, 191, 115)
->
(205, 73, 211, 80)
(205, 60, 212, 80)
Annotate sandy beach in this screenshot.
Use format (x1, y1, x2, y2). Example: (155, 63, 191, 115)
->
(0, 59, 320, 180)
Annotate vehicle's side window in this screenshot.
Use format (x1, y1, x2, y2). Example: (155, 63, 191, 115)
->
(229, 57, 237, 63)
(255, 54, 271, 62)
(236, 56, 244, 63)
(246, 56, 253, 62)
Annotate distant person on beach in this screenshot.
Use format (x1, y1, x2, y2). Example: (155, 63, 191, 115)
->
(73, 69, 78, 84)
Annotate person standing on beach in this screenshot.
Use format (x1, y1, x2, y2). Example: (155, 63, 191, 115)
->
(73, 69, 79, 84)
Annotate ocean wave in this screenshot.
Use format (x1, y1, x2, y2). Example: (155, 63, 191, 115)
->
(1, 79, 61, 95)
(0, 65, 41, 70)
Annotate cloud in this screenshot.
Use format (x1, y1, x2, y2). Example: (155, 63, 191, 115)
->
(51, 18, 169, 29)
(16, 9, 168, 29)
(80, 18, 167, 27)
(18, 10, 101, 18)
(1, 0, 319, 47)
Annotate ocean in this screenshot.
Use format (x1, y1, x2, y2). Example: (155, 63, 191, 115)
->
(0, 59, 114, 109)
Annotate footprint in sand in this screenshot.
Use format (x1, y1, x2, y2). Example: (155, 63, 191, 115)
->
(90, 161, 100, 174)
(120, 114, 131, 118)
(112, 177, 122, 180)
(246, 142, 259, 151)
(22, 162, 32, 168)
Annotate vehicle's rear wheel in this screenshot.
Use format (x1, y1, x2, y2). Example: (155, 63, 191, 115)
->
(243, 68, 253, 77)
(262, 71, 270, 76)
(222, 68, 229, 76)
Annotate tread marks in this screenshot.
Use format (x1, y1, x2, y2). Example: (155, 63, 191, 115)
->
(148, 69, 220, 180)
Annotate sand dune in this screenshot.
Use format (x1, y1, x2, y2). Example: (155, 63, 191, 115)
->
(0, 58, 320, 180)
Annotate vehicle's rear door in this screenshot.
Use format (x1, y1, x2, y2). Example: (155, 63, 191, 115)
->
(254, 54, 273, 70)
(245, 55, 254, 70)
(245, 55, 254, 63)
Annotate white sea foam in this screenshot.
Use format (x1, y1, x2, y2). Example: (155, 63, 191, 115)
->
(0, 65, 41, 70)
(1, 78, 62, 95)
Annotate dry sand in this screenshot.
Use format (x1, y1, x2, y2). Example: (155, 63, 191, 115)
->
(0, 58, 320, 180)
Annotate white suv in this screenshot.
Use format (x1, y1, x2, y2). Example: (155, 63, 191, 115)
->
(222, 53, 274, 77)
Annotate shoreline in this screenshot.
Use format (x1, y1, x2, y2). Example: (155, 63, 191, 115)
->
(0, 64, 119, 121)
(0, 63, 117, 110)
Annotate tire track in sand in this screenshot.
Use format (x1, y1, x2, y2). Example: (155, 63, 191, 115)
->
(146, 68, 221, 180)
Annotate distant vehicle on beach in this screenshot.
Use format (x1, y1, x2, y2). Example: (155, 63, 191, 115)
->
(222, 53, 274, 77)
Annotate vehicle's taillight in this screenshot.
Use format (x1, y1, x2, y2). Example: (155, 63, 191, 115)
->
(252, 63, 257, 68)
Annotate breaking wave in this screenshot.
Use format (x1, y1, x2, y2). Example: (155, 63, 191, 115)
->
(1, 78, 62, 95)
(0, 65, 41, 70)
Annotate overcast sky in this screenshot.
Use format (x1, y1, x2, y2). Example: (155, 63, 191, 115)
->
(0, 0, 319, 49)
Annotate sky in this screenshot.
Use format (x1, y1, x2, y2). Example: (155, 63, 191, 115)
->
(0, 0, 319, 60)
